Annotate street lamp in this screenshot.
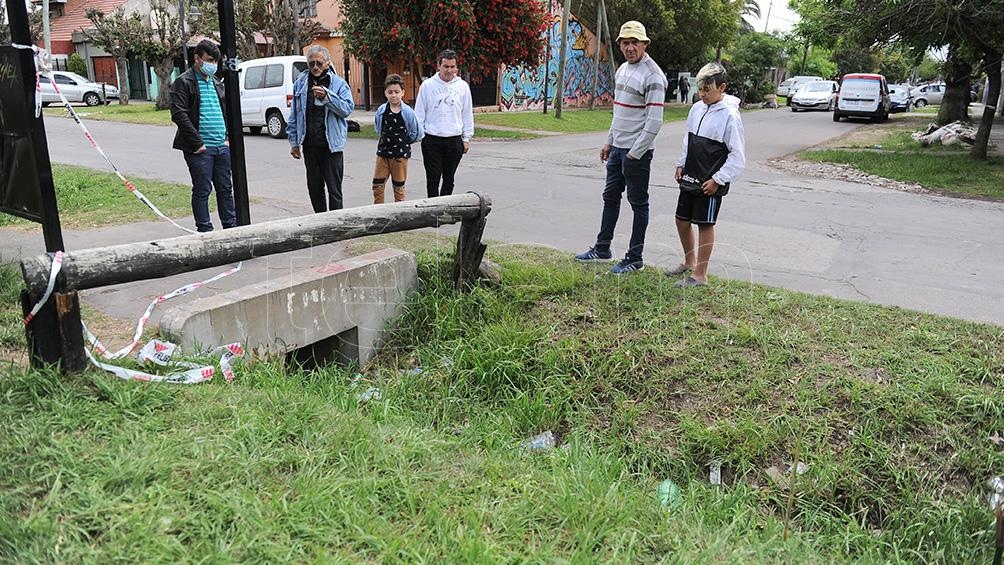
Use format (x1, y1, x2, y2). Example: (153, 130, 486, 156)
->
(178, 0, 200, 72)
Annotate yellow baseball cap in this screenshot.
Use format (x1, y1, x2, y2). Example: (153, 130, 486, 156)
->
(617, 21, 650, 43)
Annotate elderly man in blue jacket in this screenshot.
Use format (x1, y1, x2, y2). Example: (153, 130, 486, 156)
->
(288, 46, 355, 212)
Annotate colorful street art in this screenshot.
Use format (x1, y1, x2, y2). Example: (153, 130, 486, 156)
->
(499, 4, 615, 111)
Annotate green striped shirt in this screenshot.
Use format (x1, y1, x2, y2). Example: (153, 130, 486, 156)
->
(197, 73, 227, 147)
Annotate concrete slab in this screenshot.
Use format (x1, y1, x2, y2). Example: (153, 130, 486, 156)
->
(159, 248, 418, 366)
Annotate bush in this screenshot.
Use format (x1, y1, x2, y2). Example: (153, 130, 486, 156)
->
(67, 52, 88, 77)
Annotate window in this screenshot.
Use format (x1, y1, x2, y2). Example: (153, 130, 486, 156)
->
(40, 75, 51, 83)
(264, 64, 284, 88)
(244, 65, 266, 89)
(53, 74, 77, 85)
(292, 61, 307, 82)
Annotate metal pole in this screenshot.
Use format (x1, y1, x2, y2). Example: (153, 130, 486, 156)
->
(542, 1, 550, 114)
(554, 0, 570, 118)
(589, 0, 602, 110)
(42, 0, 51, 54)
(179, 0, 187, 72)
(6, 0, 63, 252)
(217, 0, 251, 226)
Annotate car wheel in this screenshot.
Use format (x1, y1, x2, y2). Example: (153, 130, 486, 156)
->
(832, 112, 841, 122)
(267, 111, 286, 139)
(791, 107, 799, 112)
(828, 99, 835, 111)
(248, 126, 263, 135)
(84, 92, 102, 107)
(915, 99, 927, 108)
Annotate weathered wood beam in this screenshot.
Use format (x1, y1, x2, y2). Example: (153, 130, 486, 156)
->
(21, 195, 493, 296)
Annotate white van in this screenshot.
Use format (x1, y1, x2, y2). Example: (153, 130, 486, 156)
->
(833, 73, 891, 122)
(238, 56, 308, 138)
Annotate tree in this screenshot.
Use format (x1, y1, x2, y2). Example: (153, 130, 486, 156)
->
(727, 31, 782, 102)
(134, 0, 183, 110)
(85, 8, 150, 105)
(192, 0, 325, 59)
(339, 0, 547, 79)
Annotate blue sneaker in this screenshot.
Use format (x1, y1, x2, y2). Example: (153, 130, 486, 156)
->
(610, 259, 644, 275)
(575, 247, 613, 262)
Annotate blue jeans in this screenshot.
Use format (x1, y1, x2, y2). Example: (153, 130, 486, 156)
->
(595, 147, 652, 262)
(184, 145, 236, 232)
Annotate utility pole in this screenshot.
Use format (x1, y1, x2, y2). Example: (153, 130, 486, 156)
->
(589, 0, 602, 110)
(217, 0, 250, 226)
(554, 0, 570, 118)
(42, 0, 51, 55)
(542, 0, 551, 114)
(763, 0, 773, 32)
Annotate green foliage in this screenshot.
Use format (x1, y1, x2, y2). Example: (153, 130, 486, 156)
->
(726, 31, 783, 102)
(67, 53, 88, 76)
(917, 55, 942, 81)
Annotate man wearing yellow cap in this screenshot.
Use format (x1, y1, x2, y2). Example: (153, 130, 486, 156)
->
(575, 20, 667, 274)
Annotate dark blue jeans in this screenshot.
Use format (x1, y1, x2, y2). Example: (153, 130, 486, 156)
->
(595, 147, 653, 262)
(184, 145, 236, 233)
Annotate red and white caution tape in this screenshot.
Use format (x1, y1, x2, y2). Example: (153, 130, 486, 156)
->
(82, 262, 242, 360)
(83, 338, 244, 384)
(10, 42, 44, 117)
(22, 251, 63, 325)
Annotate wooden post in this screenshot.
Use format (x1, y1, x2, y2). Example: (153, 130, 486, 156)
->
(451, 192, 489, 289)
(55, 291, 86, 373)
(554, 0, 571, 118)
(21, 289, 62, 367)
(590, 0, 602, 110)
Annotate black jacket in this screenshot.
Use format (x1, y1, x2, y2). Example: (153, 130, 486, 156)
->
(170, 68, 227, 153)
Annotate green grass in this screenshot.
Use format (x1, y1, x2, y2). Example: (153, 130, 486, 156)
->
(0, 262, 24, 359)
(0, 164, 201, 229)
(2, 246, 1003, 561)
(475, 107, 691, 133)
(803, 149, 1004, 199)
(43, 102, 175, 126)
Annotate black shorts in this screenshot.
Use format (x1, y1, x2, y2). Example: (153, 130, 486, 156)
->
(676, 191, 723, 225)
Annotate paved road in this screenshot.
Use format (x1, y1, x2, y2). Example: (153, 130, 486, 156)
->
(6, 108, 1004, 326)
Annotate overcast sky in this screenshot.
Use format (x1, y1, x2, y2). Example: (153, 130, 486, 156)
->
(743, 0, 801, 35)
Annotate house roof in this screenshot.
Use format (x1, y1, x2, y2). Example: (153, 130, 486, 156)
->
(47, 0, 128, 42)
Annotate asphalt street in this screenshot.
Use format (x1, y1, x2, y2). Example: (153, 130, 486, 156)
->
(6, 107, 1004, 326)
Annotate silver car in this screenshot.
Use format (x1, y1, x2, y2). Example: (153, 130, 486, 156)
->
(39, 71, 120, 107)
(910, 83, 944, 107)
(790, 80, 839, 111)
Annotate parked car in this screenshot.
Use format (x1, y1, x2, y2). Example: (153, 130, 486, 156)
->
(238, 55, 309, 138)
(39, 71, 119, 107)
(833, 73, 891, 122)
(910, 82, 944, 107)
(790, 80, 839, 111)
(777, 75, 824, 105)
(888, 84, 913, 113)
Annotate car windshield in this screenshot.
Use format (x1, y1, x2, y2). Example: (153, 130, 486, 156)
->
(802, 83, 831, 92)
(62, 72, 91, 84)
(842, 78, 880, 93)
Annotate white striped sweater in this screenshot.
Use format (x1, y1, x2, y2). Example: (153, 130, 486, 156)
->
(605, 54, 667, 158)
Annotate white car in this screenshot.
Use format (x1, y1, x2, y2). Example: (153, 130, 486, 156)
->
(790, 80, 839, 111)
(39, 71, 119, 106)
(238, 55, 308, 138)
(777, 75, 824, 102)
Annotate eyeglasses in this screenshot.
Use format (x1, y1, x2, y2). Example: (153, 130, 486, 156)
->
(308, 61, 326, 68)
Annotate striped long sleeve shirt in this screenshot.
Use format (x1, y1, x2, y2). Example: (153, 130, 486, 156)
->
(606, 54, 667, 159)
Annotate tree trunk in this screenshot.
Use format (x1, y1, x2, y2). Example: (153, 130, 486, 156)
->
(971, 53, 1002, 161)
(936, 47, 971, 125)
(116, 56, 130, 105)
(153, 59, 174, 110)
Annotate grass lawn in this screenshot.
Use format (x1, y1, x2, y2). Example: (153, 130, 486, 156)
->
(44, 102, 175, 126)
(475, 106, 691, 133)
(2, 241, 1003, 561)
(0, 164, 200, 229)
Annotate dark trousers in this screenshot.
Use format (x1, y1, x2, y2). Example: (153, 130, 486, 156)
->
(183, 145, 236, 233)
(595, 147, 653, 262)
(421, 135, 464, 198)
(303, 146, 344, 212)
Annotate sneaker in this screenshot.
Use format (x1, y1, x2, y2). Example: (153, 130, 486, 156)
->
(575, 247, 613, 262)
(610, 259, 644, 275)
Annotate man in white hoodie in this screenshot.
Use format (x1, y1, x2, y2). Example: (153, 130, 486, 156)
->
(668, 62, 746, 288)
(415, 49, 474, 198)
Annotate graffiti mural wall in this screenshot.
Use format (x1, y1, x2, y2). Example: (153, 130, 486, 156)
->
(499, 4, 615, 111)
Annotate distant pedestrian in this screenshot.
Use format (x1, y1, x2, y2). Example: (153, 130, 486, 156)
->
(415, 49, 474, 198)
(667, 62, 746, 288)
(678, 74, 691, 103)
(287, 45, 355, 213)
(371, 74, 424, 204)
(170, 39, 236, 233)
(574, 21, 667, 274)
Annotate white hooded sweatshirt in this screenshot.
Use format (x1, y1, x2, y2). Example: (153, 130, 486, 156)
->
(676, 94, 746, 186)
(414, 73, 474, 142)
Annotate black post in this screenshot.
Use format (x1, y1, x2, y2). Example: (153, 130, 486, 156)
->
(6, 0, 64, 252)
(216, 0, 251, 226)
(362, 62, 371, 111)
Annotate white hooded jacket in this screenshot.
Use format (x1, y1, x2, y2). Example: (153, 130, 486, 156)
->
(676, 94, 746, 186)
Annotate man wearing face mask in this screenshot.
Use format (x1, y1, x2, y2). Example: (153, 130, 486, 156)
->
(170, 39, 236, 232)
(287, 45, 355, 212)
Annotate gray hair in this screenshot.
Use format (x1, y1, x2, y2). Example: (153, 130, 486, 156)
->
(306, 45, 331, 62)
(696, 62, 727, 89)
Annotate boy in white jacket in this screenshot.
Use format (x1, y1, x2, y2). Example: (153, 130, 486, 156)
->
(668, 62, 746, 288)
